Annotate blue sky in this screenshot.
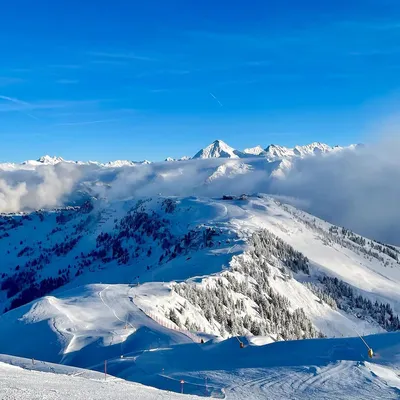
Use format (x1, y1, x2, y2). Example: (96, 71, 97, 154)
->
(1, 1, 400, 162)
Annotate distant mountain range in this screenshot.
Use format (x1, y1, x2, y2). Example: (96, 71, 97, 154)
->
(0, 140, 362, 170)
(193, 139, 360, 161)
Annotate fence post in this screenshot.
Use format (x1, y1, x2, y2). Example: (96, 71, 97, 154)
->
(104, 360, 107, 381)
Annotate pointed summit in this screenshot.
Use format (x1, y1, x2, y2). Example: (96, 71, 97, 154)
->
(193, 139, 243, 159)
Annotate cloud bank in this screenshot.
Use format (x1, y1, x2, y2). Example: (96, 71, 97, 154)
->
(270, 139, 400, 244)
(0, 164, 81, 213)
(0, 142, 399, 244)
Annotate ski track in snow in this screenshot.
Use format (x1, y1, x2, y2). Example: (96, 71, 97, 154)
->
(195, 361, 400, 400)
(98, 285, 135, 330)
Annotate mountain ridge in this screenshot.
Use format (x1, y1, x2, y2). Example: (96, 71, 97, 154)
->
(0, 139, 361, 169)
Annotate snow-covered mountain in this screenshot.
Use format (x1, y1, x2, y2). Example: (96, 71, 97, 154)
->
(263, 142, 355, 161)
(243, 145, 266, 156)
(165, 156, 191, 162)
(5, 156, 152, 170)
(1, 195, 400, 342)
(0, 193, 399, 397)
(0, 140, 360, 171)
(194, 140, 357, 161)
(0, 139, 398, 399)
(192, 139, 246, 159)
(35, 155, 66, 165)
(264, 144, 296, 161)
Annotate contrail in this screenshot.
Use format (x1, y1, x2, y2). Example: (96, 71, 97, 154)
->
(0, 95, 29, 105)
(209, 92, 223, 107)
(0, 95, 40, 120)
(55, 119, 119, 126)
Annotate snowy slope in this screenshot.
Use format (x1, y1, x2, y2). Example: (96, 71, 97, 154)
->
(0, 356, 199, 399)
(1, 196, 400, 353)
(2, 196, 399, 318)
(127, 332, 400, 399)
(1, 326, 399, 400)
(1, 194, 400, 398)
(2, 331, 399, 399)
(0, 284, 195, 366)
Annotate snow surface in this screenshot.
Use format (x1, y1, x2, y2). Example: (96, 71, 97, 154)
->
(1, 193, 400, 398)
(0, 358, 198, 399)
(1, 196, 399, 345)
(127, 332, 400, 399)
(1, 332, 400, 399)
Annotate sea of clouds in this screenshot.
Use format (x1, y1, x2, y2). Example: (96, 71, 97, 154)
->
(0, 141, 399, 244)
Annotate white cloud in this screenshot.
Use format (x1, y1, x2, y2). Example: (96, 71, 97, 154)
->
(0, 164, 81, 213)
(269, 140, 400, 244)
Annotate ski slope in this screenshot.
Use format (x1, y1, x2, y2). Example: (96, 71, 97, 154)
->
(0, 284, 193, 366)
(0, 358, 198, 400)
(1, 194, 400, 398)
(1, 331, 399, 399)
(102, 332, 400, 399)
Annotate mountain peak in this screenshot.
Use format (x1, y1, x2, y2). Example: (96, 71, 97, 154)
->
(192, 139, 242, 159)
(293, 142, 332, 156)
(21, 155, 66, 166)
(264, 144, 293, 160)
(37, 155, 65, 164)
(243, 145, 265, 156)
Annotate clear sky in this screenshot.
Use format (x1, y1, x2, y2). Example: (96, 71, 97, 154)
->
(1, 0, 400, 162)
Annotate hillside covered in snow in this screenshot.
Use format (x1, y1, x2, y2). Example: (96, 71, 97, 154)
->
(0, 195, 400, 366)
